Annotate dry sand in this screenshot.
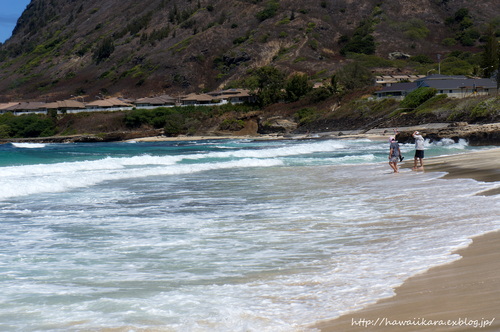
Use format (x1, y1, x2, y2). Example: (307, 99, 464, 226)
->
(314, 148, 500, 331)
(128, 133, 297, 142)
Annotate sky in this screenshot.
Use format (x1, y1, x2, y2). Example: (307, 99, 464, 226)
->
(0, 0, 31, 43)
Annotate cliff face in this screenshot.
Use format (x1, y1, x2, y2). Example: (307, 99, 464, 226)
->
(0, 0, 498, 101)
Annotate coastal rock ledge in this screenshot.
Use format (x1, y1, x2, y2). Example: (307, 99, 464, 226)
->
(1, 123, 499, 145)
(394, 123, 500, 145)
(0, 130, 163, 144)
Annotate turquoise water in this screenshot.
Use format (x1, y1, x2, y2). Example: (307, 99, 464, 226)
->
(0, 138, 499, 331)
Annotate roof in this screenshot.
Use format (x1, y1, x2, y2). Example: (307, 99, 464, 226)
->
(45, 100, 86, 109)
(416, 74, 467, 82)
(208, 88, 251, 97)
(134, 94, 176, 105)
(376, 76, 498, 97)
(0, 102, 19, 110)
(421, 78, 497, 90)
(5, 102, 46, 111)
(377, 82, 418, 93)
(376, 75, 425, 79)
(86, 97, 133, 107)
(181, 93, 214, 102)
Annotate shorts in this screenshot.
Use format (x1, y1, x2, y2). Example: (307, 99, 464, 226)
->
(414, 150, 424, 159)
(389, 156, 398, 163)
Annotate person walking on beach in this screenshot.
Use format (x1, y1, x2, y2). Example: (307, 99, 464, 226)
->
(393, 128, 404, 162)
(412, 131, 425, 170)
(388, 136, 401, 173)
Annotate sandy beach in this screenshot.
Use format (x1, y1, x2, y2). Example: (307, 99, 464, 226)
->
(314, 147, 500, 331)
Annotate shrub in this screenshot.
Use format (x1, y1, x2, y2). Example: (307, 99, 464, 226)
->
(470, 98, 499, 120)
(442, 38, 457, 46)
(233, 35, 249, 45)
(400, 87, 437, 109)
(340, 35, 375, 55)
(308, 87, 332, 102)
(0, 124, 10, 138)
(410, 54, 433, 64)
(349, 54, 393, 67)
(279, 31, 288, 38)
(340, 18, 376, 55)
(415, 94, 448, 114)
(440, 56, 474, 75)
(0, 113, 56, 138)
(336, 62, 373, 90)
(256, 1, 279, 21)
(163, 111, 185, 136)
(457, 29, 480, 46)
(219, 118, 245, 131)
(124, 109, 151, 128)
(294, 108, 318, 124)
(93, 37, 115, 63)
(402, 19, 430, 41)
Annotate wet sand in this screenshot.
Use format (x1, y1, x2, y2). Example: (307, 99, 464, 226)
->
(422, 148, 500, 195)
(314, 148, 500, 332)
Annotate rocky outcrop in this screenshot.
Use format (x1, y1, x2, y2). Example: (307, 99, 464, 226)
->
(396, 123, 500, 146)
(258, 116, 298, 134)
(0, 129, 163, 144)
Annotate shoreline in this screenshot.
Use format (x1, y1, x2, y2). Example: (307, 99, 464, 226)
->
(0, 122, 498, 145)
(3, 129, 499, 330)
(313, 147, 500, 331)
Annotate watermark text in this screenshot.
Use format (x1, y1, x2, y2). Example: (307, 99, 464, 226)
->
(351, 317, 495, 329)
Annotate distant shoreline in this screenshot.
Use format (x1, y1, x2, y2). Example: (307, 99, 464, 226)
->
(1, 122, 499, 145)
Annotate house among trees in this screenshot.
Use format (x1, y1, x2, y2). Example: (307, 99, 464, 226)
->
(0, 102, 47, 115)
(180, 93, 217, 106)
(374, 75, 425, 86)
(85, 97, 134, 110)
(375, 74, 498, 99)
(207, 88, 255, 104)
(45, 100, 86, 113)
(0, 102, 21, 114)
(0, 89, 258, 116)
(375, 82, 420, 99)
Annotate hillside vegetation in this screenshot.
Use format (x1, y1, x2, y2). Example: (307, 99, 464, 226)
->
(1, 0, 499, 143)
(1, 90, 499, 142)
(0, 0, 499, 101)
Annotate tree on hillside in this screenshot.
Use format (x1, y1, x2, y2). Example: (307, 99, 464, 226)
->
(480, 24, 499, 78)
(0, 113, 56, 138)
(339, 18, 376, 56)
(336, 62, 373, 91)
(440, 56, 474, 75)
(93, 37, 115, 64)
(496, 48, 500, 91)
(246, 66, 285, 106)
(255, 0, 280, 22)
(285, 73, 313, 102)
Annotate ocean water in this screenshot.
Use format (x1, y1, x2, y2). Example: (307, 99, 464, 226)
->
(0, 137, 499, 332)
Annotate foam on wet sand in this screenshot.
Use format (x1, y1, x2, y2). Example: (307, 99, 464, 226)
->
(314, 148, 500, 332)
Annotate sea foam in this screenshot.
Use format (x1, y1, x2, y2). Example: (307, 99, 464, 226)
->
(11, 143, 47, 148)
(0, 139, 499, 332)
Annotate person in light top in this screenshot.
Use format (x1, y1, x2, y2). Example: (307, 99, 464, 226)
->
(412, 131, 425, 170)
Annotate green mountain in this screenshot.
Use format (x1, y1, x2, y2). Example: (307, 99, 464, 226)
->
(0, 0, 499, 102)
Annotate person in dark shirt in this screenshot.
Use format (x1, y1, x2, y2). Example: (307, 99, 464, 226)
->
(388, 136, 401, 173)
